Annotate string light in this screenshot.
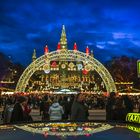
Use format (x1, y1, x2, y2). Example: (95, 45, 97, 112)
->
(15, 122, 114, 137)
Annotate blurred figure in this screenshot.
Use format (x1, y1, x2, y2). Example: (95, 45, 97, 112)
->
(23, 100, 33, 122)
(48, 98, 64, 121)
(10, 96, 28, 123)
(71, 93, 89, 121)
(122, 95, 134, 119)
(113, 96, 126, 121)
(106, 92, 116, 121)
(42, 97, 51, 121)
(3, 102, 13, 123)
(0, 95, 2, 107)
(61, 96, 71, 120)
(123, 95, 133, 113)
(40, 98, 45, 116)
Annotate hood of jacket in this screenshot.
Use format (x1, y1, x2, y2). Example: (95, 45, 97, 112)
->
(52, 103, 60, 108)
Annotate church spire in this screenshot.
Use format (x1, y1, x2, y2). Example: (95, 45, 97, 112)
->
(32, 49, 36, 62)
(60, 25, 67, 49)
(90, 50, 94, 57)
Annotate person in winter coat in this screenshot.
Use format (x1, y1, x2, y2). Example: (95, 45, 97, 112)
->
(23, 103, 33, 122)
(10, 96, 28, 123)
(113, 96, 126, 121)
(123, 95, 133, 113)
(3, 103, 13, 123)
(106, 92, 116, 121)
(48, 99, 64, 121)
(61, 96, 71, 120)
(42, 98, 51, 121)
(71, 93, 89, 121)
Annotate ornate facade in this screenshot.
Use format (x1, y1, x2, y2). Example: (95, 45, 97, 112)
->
(15, 26, 116, 93)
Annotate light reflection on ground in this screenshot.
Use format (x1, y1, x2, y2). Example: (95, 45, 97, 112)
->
(15, 122, 114, 137)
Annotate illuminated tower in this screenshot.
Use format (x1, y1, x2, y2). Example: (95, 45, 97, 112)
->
(32, 49, 36, 62)
(60, 25, 67, 50)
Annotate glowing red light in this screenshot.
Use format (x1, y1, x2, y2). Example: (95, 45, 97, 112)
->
(73, 43, 77, 51)
(86, 46, 89, 55)
(57, 42, 61, 50)
(82, 69, 88, 75)
(43, 132, 48, 138)
(44, 45, 49, 54)
(51, 61, 57, 67)
(85, 134, 90, 137)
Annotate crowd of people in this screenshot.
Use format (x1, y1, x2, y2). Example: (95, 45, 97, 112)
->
(0, 92, 140, 123)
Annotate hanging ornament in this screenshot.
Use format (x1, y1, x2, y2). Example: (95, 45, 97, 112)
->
(69, 62, 75, 69)
(51, 61, 57, 68)
(43, 64, 50, 74)
(85, 64, 91, 71)
(82, 69, 88, 75)
(77, 64, 83, 71)
(61, 64, 66, 69)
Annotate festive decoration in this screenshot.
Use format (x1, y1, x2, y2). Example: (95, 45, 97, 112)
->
(77, 64, 83, 71)
(85, 64, 91, 71)
(43, 64, 50, 74)
(90, 50, 94, 57)
(44, 45, 49, 54)
(73, 43, 77, 51)
(69, 62, 75, 69)
(60, 25, 67, 49)
(32, 49, 36, 62)
(61, 64, 66, 69)
(15, 26, 117, 93)
(82, 69, 88, 75)
(86, 46, 89, 55)
(103, 92, 109, 97)
(51, 61, 57, 68)
(57, 42, 61, 51)
(15, 122, 113, 137)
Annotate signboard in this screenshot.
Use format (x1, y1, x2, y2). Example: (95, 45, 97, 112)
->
(126, 113, 140, 124)
(137, 60, 140, 77)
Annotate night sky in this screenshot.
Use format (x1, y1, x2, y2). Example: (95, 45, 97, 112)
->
(0, 0, 140, 66)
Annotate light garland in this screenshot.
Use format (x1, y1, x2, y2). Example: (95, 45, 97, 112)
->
(15, 50, 116, 93)
(0, 125, 14, 130)
(15, 122, 114, 137)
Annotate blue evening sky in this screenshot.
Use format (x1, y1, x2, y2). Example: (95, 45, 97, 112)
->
(0, 0, 140, 66)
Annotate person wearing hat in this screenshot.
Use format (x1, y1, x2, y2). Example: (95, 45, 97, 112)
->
(10, 96, 28, 123)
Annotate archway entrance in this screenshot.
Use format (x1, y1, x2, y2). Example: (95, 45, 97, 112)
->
(15, 26, 116, 93)
(15, 50, 117, 93)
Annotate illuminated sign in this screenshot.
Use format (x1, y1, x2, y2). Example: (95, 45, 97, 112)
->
(77, 64, 83, 71)
(126, 113, 140, 124)
(137, 60, 140, 77)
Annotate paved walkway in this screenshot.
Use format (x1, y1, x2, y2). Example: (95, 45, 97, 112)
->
(0, 108, 106, 124)
(0, 107, 139, 124)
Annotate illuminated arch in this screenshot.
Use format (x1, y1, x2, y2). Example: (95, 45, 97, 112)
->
(15, 50, 117, 93)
